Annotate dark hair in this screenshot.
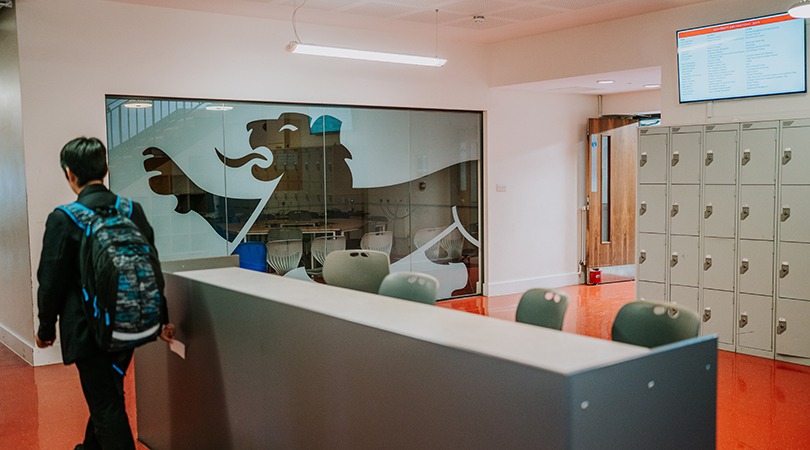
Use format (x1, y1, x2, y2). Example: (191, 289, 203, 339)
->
(60, 137, 108, 187)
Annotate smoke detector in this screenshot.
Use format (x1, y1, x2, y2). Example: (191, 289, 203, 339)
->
(473, 15, 485, 24)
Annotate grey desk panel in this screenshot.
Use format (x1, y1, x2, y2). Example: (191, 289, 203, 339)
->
(161, 255, 239, 273)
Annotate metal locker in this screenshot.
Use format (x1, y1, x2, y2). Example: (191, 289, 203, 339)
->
(780, 124, 810, 185)
(739, 127, 777, 185)
(703, 237, 736, 291)
(669, 185, 700, 236)
(637, 184, 667, 233)
(638, 233, 667, 283)
(775, 297, 810, 360)
(702, 289, 734, 345)
(738, 185, 775, 240)
(703, 185, 736, 238)
(779, 185, 810, 243)
(670, 285, 699, 316)
(777, 241, 810, 302)
(738, 239, 774, 296)
(669, 235, 699, 287)
(704, 129, 737, 185)
(638, 133, 668, 184)
(637, 281, 666, 303)
(670, 131, 701, 184)
(738, 293, 774, 352)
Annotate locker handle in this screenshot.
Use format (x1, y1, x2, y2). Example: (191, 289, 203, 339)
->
(671, 252, 679, 267)
(671, 151, 680, 166)
(705, 204, 713, 219)
(640, 152, 648, 167)
(781, 206, 791, 222)
(705, 150, 714, 166)
(639, 250, 647, 264)
(740, 205, 749, 221)
(639, 201, 647, 216)
(739, 313, 748, 328)
(703, 307, 711, 322)
(671, 203, 679, 217)
(783, 148, 792, 165)
(777, 318, 787, 335)
(741, 149, 751, 166)
(704, 255, 712, 271)
(740, 258, 749, 274)
(780, 262, 789, 279)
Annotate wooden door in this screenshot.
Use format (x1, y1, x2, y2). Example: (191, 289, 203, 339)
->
(586, 118, 638, 272)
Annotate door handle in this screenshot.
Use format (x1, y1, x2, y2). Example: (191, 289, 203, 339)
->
(672, 151, 680, 166)
(741, 205, 750, 221)
(739, 313, 748, 328)
(781, 206, 791, 222)
(740, 258, 749, 274)
(741, 149, 751, 165)
(671, 252, 679, 267)
(705, 204, 713, 219)
(704, 255, 712, 271)
(640, 152, 648, 167)
(671, 203, 679, 217)
(705, 150, 714, 166)
(703, 307, 711, 322)
(783, 148, 792, 165)
(777, 318, 787, 335)
(780, 262, 790, 278)
(639, 250, 646, 264)
(639, 201, 647, 215)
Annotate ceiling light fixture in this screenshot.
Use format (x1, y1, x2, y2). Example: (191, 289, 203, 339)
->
(644, 84, 661, 88)
(124, 100, 152, 109)
(597, 80, 615, 84)
(0, 1, 12, 9)
(789, 1, 810, 18)
(206, 104, 233, 111)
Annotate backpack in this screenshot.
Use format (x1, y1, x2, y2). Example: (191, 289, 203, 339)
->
(58, 196, 164, 352)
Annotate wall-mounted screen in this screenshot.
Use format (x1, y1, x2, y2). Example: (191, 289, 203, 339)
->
(677, 12, 807, 103)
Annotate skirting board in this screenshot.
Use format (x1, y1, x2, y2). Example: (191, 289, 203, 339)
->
(483, 272, 580, 297)
(0, 322, 34, 365)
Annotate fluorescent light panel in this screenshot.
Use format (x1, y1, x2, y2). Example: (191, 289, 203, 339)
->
(789, 1, 810, 18)
(124, 100, 152, 108)
(286, 42, 446, 67)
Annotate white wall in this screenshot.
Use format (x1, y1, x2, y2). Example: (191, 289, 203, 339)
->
(602, 90, 662, 116)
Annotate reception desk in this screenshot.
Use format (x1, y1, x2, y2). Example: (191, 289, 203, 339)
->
(135, 266, 716, 450)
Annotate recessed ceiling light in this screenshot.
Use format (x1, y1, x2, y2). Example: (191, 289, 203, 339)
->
(644, 84, 661, 88)
(124, 100, 152, 109)
(789, 1, 810, 18)
(206, 105, 234, 111)
(597, 80, 615, 84)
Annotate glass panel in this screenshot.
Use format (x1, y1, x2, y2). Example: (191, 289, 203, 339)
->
(601, 135, 610, 243)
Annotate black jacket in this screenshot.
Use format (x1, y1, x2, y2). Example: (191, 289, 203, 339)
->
(37, 184, 168, 364)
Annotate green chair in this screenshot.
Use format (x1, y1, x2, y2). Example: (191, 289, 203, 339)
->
(322, 250, 390, 293)
(515, 288, 569, 330)
(611, 301, 700, 348)
(378, 272, 439, 305)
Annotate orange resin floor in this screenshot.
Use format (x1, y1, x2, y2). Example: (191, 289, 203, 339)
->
(2, 281, 809, 449)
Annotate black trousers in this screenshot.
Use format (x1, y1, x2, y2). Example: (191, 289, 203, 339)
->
(75, 350, 136, 450)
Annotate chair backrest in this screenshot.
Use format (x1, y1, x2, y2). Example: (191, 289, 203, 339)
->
(323, 250, 390, 293)
(515, 288, 569, 330)
(265, 239, 303, 276)
(440, 228, 463, 261)
(360, 231, 393, 256)
(378, 272, 439, 305)
(611, 301, 701, 348)
(267, 227, 303, 242)
(367, 215, 389, 232)
(233, 241, 267, 273)
(413, 227, 444, 260)
(311, 235, 347, 266)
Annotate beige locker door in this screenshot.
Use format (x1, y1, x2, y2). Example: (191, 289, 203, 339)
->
(670, 285, 699, 316)
(670, 185, 700, 236)
(703, 237, 735, 291)
(739, 128, 777, 185)
(638, 133, 668, 184)
(702, 288, 734, 345)
(638, 233, 667, 283)
(738, 293, 774, 352)
(704, 130, 737, 185)
(669, 235, 699, 287)
(670, 132, 701, 184)
(703, 185, 736, 238)
(637, 281, 666, 303)
(777, 241, 810, 302)
(775, 297, 810, 359)
(637, 184, 667, 233)
(738, 239, 774, 296)
(738, 185, 775, 240)
(779, 185, 810, 243)
(780, 125, 810, 185)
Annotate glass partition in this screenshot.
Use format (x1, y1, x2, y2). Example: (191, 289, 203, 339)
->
(106, 96, 482, 298)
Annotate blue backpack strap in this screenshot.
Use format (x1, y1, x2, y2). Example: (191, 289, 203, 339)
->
(57, 202, 96, 230)
(115, 196, 133, 218)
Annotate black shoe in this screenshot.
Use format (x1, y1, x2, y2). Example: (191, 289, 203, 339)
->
(74, 445, 85, 450)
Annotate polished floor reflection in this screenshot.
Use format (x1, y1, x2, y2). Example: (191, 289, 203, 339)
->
(2, 281, 809, 450)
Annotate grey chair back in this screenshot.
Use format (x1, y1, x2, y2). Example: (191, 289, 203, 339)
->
(378, 272, 439, 305)
(322, 250, 390, 293)
(515, 288, 569, 330)
(360, 231, 393, 256)
(611, 301, 700, 348)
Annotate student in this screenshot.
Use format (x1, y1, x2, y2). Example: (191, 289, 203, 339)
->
(36, 137, 175, 450)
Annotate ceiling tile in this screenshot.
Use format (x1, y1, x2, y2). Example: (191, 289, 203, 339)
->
(491, 5, 562, 21)
(446, 16, 515, 29)
(539, 0, 623, 11)
(441, 0, 516, 15)
(397, 9, 469, 24)
(341, 2, 419, 18)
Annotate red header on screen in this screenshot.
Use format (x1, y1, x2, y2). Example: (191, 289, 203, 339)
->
(678, 13, 795, 39)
